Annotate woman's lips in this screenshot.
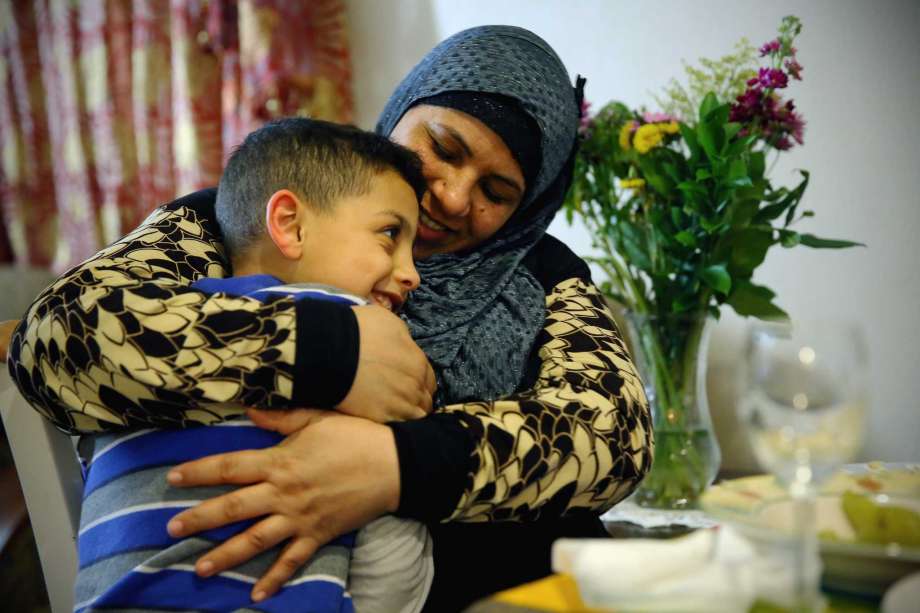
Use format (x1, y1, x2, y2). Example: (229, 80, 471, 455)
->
(417, 208, 455, 242)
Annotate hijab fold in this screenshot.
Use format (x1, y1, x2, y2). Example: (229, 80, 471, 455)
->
(376, 26, 581, 404)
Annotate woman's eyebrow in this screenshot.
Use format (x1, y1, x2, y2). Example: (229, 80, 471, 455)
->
(436, 123, 473, 157)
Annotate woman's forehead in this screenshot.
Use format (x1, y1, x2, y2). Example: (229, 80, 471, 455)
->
(404, 105, 525, 185)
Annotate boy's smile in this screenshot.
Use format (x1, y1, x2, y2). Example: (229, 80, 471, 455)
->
(292, 170, 420, 309)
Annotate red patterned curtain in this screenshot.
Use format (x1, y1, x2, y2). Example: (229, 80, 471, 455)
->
(0, 0, 353, 272)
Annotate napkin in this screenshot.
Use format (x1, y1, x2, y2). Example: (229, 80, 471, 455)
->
(552, 526, 819, 612)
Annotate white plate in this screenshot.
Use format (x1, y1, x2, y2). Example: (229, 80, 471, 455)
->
(701, 463, 920, 596)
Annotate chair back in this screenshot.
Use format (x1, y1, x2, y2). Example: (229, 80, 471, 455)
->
(0, 369, 81, 613)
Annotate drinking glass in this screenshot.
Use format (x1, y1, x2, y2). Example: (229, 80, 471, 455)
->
(739, 319, 868, 611)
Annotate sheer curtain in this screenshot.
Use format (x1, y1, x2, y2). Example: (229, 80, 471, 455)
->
(0, 0, 353, 272)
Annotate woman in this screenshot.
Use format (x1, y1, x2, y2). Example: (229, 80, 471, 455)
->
(7, 25, 651, 611)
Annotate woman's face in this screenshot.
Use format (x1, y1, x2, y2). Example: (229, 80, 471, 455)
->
(389, 105, 527, 259)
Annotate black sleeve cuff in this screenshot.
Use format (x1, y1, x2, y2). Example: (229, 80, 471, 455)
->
(291, 300, 359, 408)
(389, 413, 476, 522)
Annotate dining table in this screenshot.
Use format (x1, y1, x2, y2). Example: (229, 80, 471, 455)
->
(460, 466, 907, 613)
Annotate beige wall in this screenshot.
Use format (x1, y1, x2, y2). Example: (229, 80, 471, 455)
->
(347, 0, 920, 464)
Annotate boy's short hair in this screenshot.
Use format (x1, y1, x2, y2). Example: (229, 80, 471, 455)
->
(216, 117, 426, 258)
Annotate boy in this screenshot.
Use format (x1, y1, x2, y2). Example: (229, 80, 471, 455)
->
(74, 118, 432, 613)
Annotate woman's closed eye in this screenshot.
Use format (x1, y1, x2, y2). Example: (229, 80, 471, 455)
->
(481, 181, 511, 205)
(426, 129, 461, 162)
(481, 178, 521, 206)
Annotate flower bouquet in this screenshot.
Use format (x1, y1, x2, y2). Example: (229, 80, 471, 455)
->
(564, 16, 862, 508)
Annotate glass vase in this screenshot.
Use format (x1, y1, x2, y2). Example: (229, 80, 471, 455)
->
(624, 311, 721, 509)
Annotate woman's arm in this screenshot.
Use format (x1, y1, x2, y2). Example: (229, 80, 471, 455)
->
(165, 272, 651, 597)
(393, 274, 653, 522)
(7, 190, 433, 432)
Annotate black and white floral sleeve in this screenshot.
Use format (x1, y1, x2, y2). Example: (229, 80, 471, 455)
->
(7, 190, 358, 433)
(392, 276, 653, 522)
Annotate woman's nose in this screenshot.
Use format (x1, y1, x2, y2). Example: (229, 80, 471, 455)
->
(430, 173, 472, 219)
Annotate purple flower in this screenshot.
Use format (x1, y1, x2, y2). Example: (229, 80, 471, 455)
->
(759, 39, 781, 56)
(756, 67, 789, 89)
(785, 58, 804, 80)
(774, 136, 793, 150)
(730, 87, 763, 122)
(779, 101, 806, 145)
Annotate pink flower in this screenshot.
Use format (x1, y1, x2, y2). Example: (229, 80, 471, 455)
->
(759, 39, 781, 56)
(578, 99, 593, 135)
(643, 111, 679, 124)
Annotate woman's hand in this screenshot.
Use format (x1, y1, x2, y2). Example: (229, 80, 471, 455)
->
(338, 305, 436, 422)
(165, 408, 401, 601)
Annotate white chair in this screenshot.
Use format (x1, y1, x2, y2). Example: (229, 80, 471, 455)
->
(0, 368, 81, 613)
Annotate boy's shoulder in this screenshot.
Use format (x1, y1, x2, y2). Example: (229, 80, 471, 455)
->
(192, 275, 367, 306)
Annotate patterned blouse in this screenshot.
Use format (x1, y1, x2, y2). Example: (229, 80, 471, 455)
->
(7, 189, 652, 523)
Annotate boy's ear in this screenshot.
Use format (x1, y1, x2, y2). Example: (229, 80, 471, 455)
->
(265, 189, 311, 260)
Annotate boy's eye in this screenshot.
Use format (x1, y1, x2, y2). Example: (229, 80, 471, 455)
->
(382, 226, 400, 240)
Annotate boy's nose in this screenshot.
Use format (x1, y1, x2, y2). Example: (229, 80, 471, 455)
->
(397, 261, 421, 293)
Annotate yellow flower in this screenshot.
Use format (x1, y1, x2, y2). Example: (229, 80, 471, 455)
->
(620, 178, 646, 190)
(619, 121, 638, 150)
(634, 123, 664, 154)
(658, 120, 680, 135)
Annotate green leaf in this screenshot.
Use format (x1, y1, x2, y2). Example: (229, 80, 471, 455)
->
(728, 228, 774, 275)
(638, 155, 675, 197)
(783, 170, 810, 226)
(671, 292, 699, 313)
(726, 158, 752, 187)
(754, 201, 789, 223)
(617, 221, 653, 271)
(728, 159, 747, 180)
(675, 230, 697, 247)
(780, 230, 801, 247)
(699, 215, 726, 233)
(670, 207, 684, 227)
(677, 181, 708, 198)
(729, 199, 760, 229)
(727, 280, 788, 320)
(680, 122, 701, 161)
(700, 264, 732, 295)
(697, 119, 722, 159)
(723, 122, 743, 142)
(749, 151, 766, 180)
(699, 92, 720, 122)
(799, 234, 866, 249)
(706, 103, 730, 127)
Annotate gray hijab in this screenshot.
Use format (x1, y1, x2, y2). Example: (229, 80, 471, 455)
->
(377, 25, 581, 404)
